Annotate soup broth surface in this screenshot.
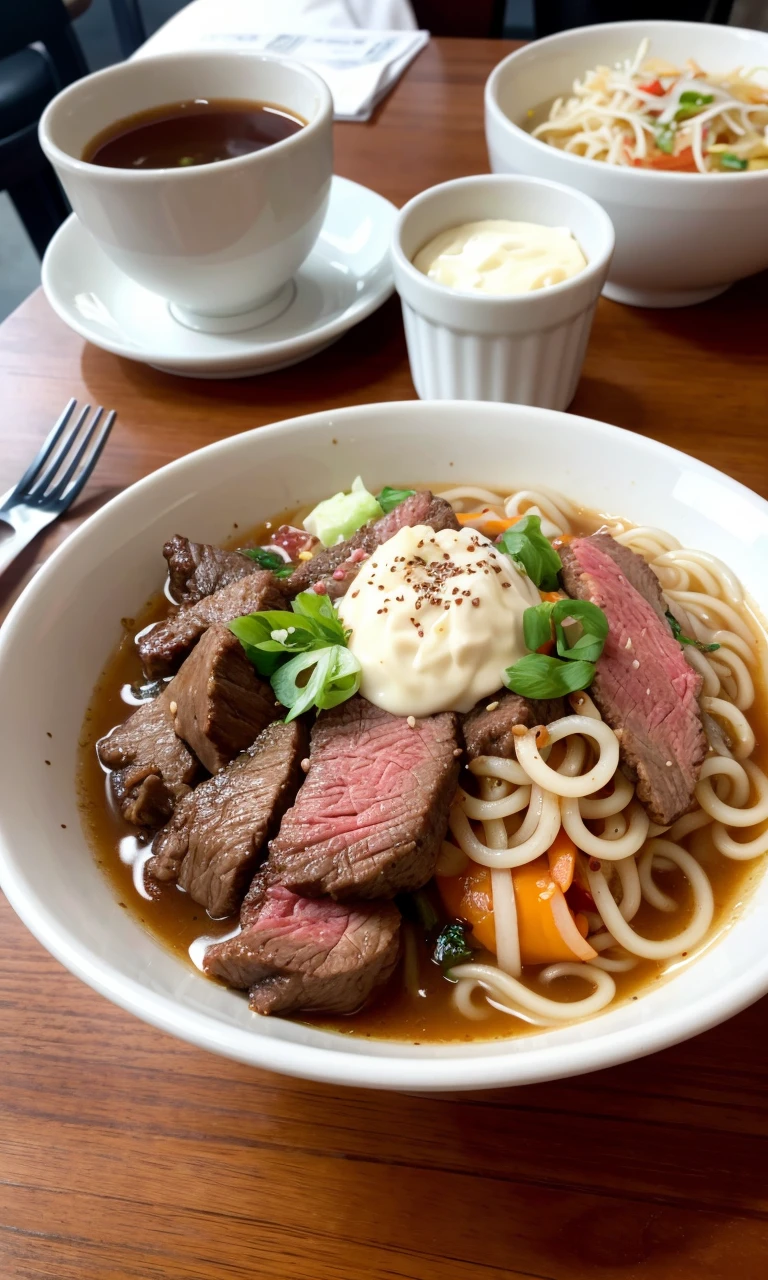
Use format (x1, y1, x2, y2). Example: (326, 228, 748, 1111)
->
(83, 98, 305, 169)
(77, 500, 766, 1043)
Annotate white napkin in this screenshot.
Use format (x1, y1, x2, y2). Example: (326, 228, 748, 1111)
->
(137, 0, 429, 122)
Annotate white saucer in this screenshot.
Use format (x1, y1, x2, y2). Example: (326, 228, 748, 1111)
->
(41, 176, 397, 379)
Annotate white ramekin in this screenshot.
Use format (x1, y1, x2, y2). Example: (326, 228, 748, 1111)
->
(390, 174, 614, 408)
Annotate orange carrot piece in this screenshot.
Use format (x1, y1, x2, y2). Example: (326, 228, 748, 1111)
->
(547, 829, 577, 892)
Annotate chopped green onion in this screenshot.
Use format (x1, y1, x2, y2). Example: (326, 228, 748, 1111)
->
(719, 153, 748, 171)
(666, 610, 720, 653)
(654, 122, 677, 154)
(433, 922, 473, 974)
(522, 598, 608, 665)
(239, 546, 294, 578)
(178, 156, 195, 166)
(271, 645, 361, 722)
(503, 653, 596, 699)
(376, 485, 416, 514)
(497, 514, 562, 591)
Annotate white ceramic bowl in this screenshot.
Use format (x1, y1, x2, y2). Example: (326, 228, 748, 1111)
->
(390, 174, 614, 408)
(1, 401, 768, 1092)
(39, 52, 333, 329)
(485, 20, 768, 308)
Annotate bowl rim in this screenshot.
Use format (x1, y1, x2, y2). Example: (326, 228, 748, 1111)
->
(39, 50, 333, 181)
(390, 172, 615, 307)
(485, 18, 768, 186)
(2, 399, 768, 1092)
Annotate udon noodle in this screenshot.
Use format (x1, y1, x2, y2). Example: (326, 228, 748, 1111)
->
(436, 485, 768, 1026)
(530, 39, 768, 173)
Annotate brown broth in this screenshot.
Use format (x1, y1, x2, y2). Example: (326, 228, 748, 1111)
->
(83, 99, 305, 170)
(76, 497, 768, 1043)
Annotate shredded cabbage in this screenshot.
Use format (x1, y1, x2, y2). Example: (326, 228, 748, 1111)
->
(303, 476, 383, 547)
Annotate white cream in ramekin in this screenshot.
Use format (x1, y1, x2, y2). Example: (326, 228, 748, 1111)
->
(390, 174, 614, 409)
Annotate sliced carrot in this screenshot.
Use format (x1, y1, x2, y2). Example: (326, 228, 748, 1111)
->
(539, 590, 562, 603)
(636, 146, 699, 172)
(638, 79, 665, 96)
(547, 829, 577, 892)
(456, 510, 518, 536)
(437, 844, 594, 966)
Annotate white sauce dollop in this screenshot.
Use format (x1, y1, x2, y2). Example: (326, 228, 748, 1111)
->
(413, 219, 587, 295)
(337, 524, 539, 717)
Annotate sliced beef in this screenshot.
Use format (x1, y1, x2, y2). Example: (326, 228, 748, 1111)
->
(147, 720, 308, 918)
(203, 869, 401, 1016)
(269, 696, 461, 899)
(164, 535, 259, 605)
(560, 531, 668, 624)
(286, 490, 460, 600)
(170, 624, 277, 774)
(463, 692, 566, 761)
(560, 534, 707, 826)
(137, 572, 286, 679)
(97, 687, 199, 827)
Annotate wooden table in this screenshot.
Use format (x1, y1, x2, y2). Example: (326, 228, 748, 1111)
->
(1, 38, 767, 1280)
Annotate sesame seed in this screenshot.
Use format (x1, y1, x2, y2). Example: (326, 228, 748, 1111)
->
(625, 637, 633, 650)
(471, 597, 480, 607)
(169, 701, 177, 716)
(298, 550, 313, 561)
(407, 716, 416, 728)
(632, 659, 640, 669)
(300, 758, 310, 773)
(453, 747, 463, 757)
(486, 701, 499, 712)
(646, 688, 651, 696)
(589, 857, 601, 872)
(512, 724, 527, 737)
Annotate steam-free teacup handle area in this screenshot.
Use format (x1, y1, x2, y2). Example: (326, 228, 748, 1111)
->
(169, 281, 297, 335)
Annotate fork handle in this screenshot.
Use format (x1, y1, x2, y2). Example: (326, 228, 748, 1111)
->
(0, 511, 52, 580)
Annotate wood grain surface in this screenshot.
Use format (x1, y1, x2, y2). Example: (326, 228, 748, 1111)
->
(1, 37, 767, 1280)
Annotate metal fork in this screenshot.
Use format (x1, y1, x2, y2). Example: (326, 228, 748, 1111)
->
(0, 399, 116, 580)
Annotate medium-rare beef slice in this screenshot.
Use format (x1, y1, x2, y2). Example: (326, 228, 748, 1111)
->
(560, 531, 668, 624)
(170, 624, 277, 774)
(164, 535, 259, 604)
(97, 687, 199, 827)
(560, 534, 707, 826)
(269, 695, 461, 899)
(137, 572, 286, 679)
(203, 869, 401, 1015)
(463, 692, 566, 760)
(147, 720, 308, 917)
(286, 490, 460, 600)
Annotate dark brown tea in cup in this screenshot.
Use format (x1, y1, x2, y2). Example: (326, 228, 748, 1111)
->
(82, 98, 306, 169)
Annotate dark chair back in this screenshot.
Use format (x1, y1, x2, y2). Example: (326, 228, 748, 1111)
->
(1, 0, 87, 87)
(411, 0, 507, 38)
(535, 1, 733, 38)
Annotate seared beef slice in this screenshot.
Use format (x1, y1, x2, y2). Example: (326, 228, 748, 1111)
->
(164, 535, 259, 604)
(97, 688, 198, 827)
(138, 572, 286, 679)
(286, 491, 460, 599)
(203, 870, 401, 1015)
(463, 693, 565, 761)
(269, 696, 461, 899)
(171, 624, 277, 774)
(560, 534, 707, 826)
(147, 720, 308, 917)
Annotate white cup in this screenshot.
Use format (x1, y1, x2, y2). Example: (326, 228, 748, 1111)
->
(39, 52, 334, 332)
(391, 174, 614, 409)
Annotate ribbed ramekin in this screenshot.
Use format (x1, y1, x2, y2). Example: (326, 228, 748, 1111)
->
(391, 174, 614, 408)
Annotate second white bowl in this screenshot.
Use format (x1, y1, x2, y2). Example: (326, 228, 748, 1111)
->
(390, 173, 614, 409)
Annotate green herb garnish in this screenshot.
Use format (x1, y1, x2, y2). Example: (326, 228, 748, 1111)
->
(675, 90, 714, 121)
(720, 152, 748, 171)
(376, 485, 416, 514)
(178, 156, 195, 166)
(505, 599, 608, 698)
(503, 653, 598, 699)
(666, 610, 720, 653)
(229, 590, 360, 720)
(497, 514, 562, 591)
(433, 922, 473, 973)
(240, 546, 294, 578)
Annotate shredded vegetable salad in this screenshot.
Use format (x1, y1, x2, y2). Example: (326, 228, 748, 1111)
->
(530, 39, 768, 173)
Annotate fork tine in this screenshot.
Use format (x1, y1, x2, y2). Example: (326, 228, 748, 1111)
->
(46, 407, 104, 501)
(8, 399, 77, 501)
(26, 401, 92, 501)
(57, 410, 116, 509)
